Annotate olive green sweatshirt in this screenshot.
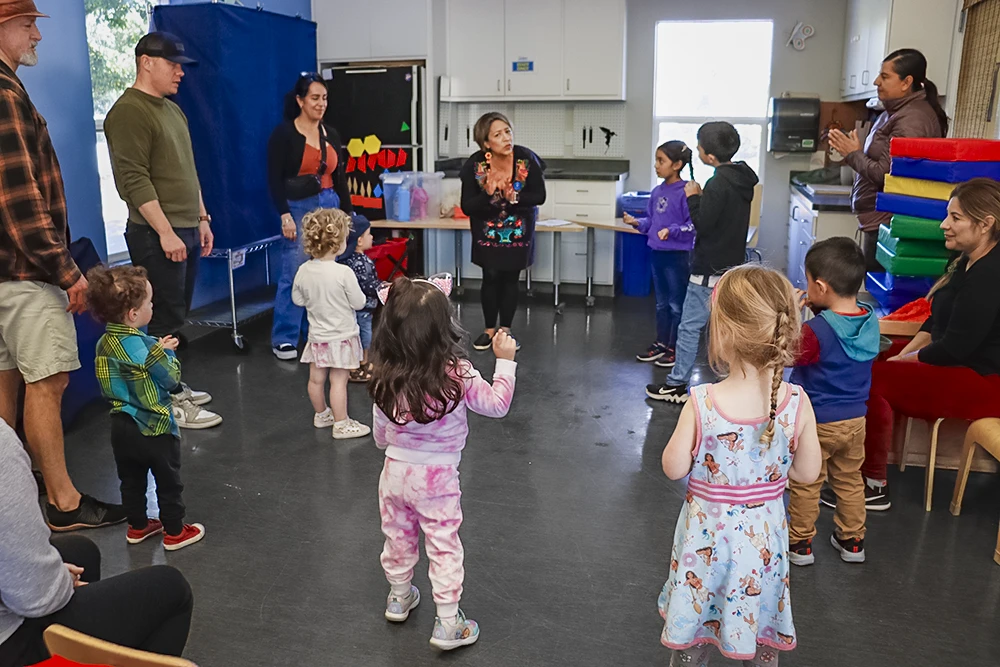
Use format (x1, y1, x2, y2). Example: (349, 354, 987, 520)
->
(103, 87, 201, 228)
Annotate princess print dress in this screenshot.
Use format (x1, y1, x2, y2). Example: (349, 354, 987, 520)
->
(658, 383, 803, 661)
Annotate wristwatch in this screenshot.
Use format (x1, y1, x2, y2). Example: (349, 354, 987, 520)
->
(198, 214, 211, 224)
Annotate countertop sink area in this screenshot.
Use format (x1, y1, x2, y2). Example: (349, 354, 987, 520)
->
(435, 157, 629, 181)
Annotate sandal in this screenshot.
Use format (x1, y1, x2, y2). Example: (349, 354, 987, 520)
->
(349, 367, 372, 383)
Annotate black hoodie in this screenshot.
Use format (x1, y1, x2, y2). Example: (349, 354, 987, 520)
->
(686, 161, 759, 278)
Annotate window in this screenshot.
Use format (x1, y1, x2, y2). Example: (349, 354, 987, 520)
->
(652, 21, 773, 185)
(86, 0, 151, 261)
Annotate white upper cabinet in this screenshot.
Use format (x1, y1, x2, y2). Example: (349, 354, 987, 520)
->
(504, 0, 564, 97)
(445, 0, 507, 98)
(840, 0, 960, 101)
(315, 0, 429, 62)
(441, 0, 626, 101)
(563, 0, 626, 98)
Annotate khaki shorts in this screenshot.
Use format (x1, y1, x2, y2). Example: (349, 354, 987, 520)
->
(0, 281, 80, 383)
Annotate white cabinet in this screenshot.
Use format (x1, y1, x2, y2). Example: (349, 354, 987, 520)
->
(840, 0, 960, 102)
(563, 0, 626, 98)
(442, 0, 626, 101)
(315, 0, 428, 62)
(445, 0, 506, 98)
(504, 0, 563, 97)
(786, 188, 861, 290)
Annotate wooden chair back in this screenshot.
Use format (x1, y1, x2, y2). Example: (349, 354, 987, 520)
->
(43, 625, 197, 667)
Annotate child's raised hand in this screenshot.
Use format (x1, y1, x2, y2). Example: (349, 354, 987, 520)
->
(623, 213, 638, 227)
(159, 335, 179, 351)
(657, 228, 670, 241)
(684, 181, 702, 197)
(492, 330, 517, 361)
(794, 289, 809, 310)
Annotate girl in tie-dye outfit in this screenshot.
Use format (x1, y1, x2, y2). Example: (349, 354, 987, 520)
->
(658, 266, 821, 666)
(369, 276, 517, 651)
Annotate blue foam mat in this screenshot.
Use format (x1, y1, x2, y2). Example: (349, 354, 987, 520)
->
(891, 157, 1000, 184)
(876, 193, 948, 221)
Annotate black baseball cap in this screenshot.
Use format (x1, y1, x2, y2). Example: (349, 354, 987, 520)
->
(135, 32, 197, 65)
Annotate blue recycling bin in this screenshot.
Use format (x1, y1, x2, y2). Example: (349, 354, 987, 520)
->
(615, 192, 652, 296)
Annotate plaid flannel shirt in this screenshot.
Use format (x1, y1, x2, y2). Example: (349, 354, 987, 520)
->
(0, 61, 80, 289)
(95, 323, 181, 438)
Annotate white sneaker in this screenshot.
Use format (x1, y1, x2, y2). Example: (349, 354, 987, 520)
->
(172, 383, 212, 406)
(429, 609, 479, 650)
(385, 586, 421, 622)
(172, 398, 223, 429)
(332, 418, 371, 440)
(272, 343, 297, 360)
(313, 408, 336, 428)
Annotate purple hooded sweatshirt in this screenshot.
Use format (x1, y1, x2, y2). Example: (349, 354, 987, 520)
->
(633, 180, 695, 252)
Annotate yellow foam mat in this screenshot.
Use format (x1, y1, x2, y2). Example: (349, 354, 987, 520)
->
(884, 174, 955, 202)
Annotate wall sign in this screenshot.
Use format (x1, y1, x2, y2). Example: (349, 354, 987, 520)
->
(512, 60, 534, 72)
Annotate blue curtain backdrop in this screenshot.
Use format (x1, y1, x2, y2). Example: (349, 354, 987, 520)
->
(152, 3, 317, 249)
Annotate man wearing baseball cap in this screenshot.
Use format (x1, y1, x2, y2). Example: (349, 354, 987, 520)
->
(104, 31, 222, 429)
(0, 0, 127, 531)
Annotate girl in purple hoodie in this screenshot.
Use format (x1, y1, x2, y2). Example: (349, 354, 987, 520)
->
(625, 141, 696, 366)
(369, 276, 517, 651)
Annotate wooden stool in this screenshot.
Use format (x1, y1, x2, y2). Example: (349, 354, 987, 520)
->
(949, 418, 1000, 565)
(898, 416, 947, 511)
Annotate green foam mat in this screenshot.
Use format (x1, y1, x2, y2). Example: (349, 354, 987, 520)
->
(878, 224, 952, 259)
(889, 214, 946, 241)
(876, 242, 949, 277)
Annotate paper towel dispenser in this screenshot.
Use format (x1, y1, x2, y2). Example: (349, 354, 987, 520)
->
(767, 97, 820, 153)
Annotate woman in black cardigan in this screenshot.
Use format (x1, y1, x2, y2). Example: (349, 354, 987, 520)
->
(267, 73, 353, 360)
(460, 112, 546, 351)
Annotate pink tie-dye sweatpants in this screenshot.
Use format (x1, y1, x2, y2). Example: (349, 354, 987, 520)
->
(378, 458, 464, 617)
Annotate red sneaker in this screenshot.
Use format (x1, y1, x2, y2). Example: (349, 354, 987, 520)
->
(163, 523, 206, 551)
(126, 518, 164, 544)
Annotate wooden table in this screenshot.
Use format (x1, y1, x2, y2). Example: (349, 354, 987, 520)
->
(372, 218, 585, 308)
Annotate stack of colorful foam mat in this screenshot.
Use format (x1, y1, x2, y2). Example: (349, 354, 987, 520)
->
(867, 138, 1000, 309)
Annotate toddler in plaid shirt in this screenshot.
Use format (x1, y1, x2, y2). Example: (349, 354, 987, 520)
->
(88, 265, 212, 551)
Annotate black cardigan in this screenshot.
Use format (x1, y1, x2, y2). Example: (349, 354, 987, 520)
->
(266, 120, 352, 216)
(919, 243, 1000, 375)
(459, 145, 546, 271)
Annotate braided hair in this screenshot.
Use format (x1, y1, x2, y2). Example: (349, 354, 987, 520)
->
(657, 140, 695, 180)
(707, 265, 801, 445)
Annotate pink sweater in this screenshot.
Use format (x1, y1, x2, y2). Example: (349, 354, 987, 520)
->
(373, 359, 517, 464)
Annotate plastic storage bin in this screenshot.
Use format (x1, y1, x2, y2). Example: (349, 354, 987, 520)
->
(615, 191, 652, 297)
(380, 171, 445, 221)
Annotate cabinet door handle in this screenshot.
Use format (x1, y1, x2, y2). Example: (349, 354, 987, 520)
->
(849, 74, 857, 89)
(576, 189, 589, 193)
(575, 213, 589, 218)
(862, 70, 869, 86)
(566, 78, 570, 91)
(790, 205, 802, 223)
(507, 80, 511, 92)
(497, 79, 501, 92)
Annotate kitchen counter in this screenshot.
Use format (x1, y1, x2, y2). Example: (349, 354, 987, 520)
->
(791, 182, 853, 212)
(435, 157, 628, 182)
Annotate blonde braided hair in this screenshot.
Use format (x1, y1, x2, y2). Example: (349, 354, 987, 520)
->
(301, 207, 351, 259)
(707, 265, 801, 445)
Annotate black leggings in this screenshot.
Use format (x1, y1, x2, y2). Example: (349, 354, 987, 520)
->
(0, 535, 193, 667)
(481, 268, 521, 329)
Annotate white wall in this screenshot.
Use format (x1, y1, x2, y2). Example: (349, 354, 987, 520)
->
(624, 0, 849, 269)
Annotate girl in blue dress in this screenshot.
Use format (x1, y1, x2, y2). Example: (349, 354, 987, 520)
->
(658, 265, 821, 666)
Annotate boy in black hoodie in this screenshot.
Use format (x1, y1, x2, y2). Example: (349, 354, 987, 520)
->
(646, 122, 759, 403)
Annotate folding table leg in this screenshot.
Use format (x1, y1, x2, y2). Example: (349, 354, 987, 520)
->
(585, 226, 596, 307)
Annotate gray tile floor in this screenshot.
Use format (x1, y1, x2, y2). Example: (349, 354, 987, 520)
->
(63, 295, 1000, 666)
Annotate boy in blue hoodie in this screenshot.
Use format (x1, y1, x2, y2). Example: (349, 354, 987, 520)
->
(787, 237, 880, 566)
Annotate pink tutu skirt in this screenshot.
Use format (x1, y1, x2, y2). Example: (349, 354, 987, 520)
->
(300, 337, 362, 369)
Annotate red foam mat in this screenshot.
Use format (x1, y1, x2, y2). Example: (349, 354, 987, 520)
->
(890, 137, 1000, 162)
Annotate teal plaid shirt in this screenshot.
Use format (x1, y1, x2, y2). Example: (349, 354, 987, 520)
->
(95, 323, 181, 437)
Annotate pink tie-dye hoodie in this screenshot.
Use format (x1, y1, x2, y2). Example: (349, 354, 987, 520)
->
(373, 359, 517, 465)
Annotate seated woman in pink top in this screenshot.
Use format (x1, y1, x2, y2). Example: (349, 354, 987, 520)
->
(368, 275, 517, 652)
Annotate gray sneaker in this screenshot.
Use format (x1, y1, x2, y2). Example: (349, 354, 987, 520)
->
(385, 586, 420, 622)
(172, 383, 212, 406)
(172, 398, 223, 429)
(429, 608, 479, 650)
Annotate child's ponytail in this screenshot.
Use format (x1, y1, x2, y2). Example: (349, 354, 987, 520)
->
(760, 309, 795, 446)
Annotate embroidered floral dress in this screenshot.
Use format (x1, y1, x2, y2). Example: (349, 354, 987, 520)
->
(459, 145, 546, 272)
(659, 383, 803, 662)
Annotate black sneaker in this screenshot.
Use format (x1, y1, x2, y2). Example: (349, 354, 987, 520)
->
(788, 539, 815, 566)
(654, 350, 677, 368)
(47, 495, 128, 532)
(636, 343, 668, 362)
(830, 534, 866, 563)
(272, 343, 297, 360)
(472, 333, 494, 351)
(645, 383, 687, 403)
(864, 478, 891, 511)
(819, 486, 837, 509)
(33, 470, 46, 497)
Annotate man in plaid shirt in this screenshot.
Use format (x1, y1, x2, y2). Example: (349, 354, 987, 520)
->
(0, 2, 125, 531)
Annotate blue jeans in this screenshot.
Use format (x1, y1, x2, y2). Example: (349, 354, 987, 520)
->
(357, 310, 373, 349)
(271, 189, 340, 348)
(666, 281, 713, 386)
(649, 250, 690, 349)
